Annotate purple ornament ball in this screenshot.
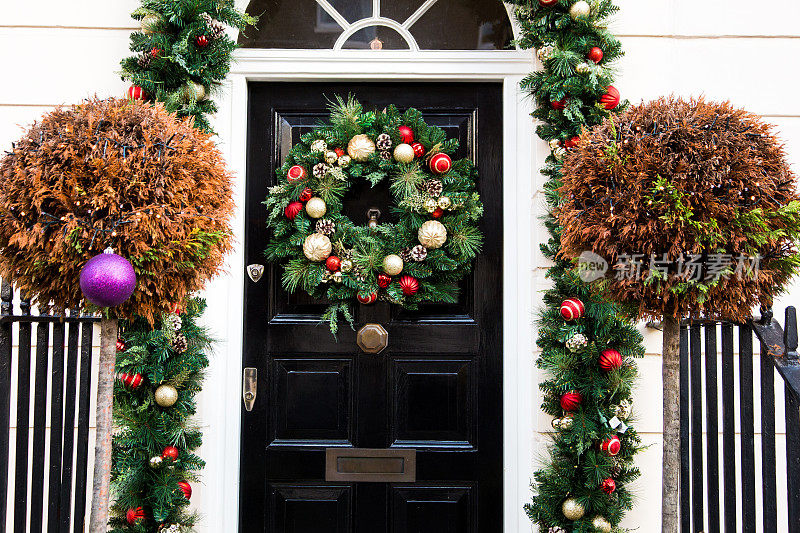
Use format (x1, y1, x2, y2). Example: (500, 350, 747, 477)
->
(79, 250, 137, 307)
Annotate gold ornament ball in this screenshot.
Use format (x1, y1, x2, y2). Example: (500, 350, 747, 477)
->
(347, 134, 376, 162)
(383, 254, 404, 276)
(418, 220, 447, 249)
(338, 155, 351, 168)
(149, 455, 164, 468)
(303, 233, 332, 262)
(562, 498, 586, 521)
(154, 384, 179, 407)
(549, 139, 561, 150)
(591, 515, 612, 533)
(570, 0, 591, 19)
(551, 418, 562, 430)
(332, 271, 343, 284)
(393, 143, 415, 164)
(437, 196, 452, 210)
(325, 151, 338, 164)
(424, 198, 438, 213)
(141, 13, 161, 34)
(182, 81, 206, 103)
(553, 146, 567, 161)
(340, 259, 353, 273)
(560, 416, 574, 430)
(305, 197, 327, 219)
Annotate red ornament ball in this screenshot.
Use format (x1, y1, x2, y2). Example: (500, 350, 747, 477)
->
(118, 372, 143, 390)
(431, 208, 444, 219)
(551, 98, 567, 110)
(299, 187, 313, 202)
(195, 35, 209, 47)
(127, 85, 147, 101)
(126, 507, 145, 525)
(560, 298, 585, 321)
(599, 349, 623, 371)
(357, 292, 378, 305)
(429, 153, 452, 175)
(178, 480, 192, 500)
(377, 274, 392, 288)
(564, 136, 580, 149)
(150, 47, 161, 57)
(560, 390, 583, 412)
(284, 201, 303, 220)
(326, 256, 341, 272)
(334, 147, 345, 157)
(587, 46, 604, 63)
(600, 85, 621, 110)
(539, 0, 559, 5)
(162, 445, 179, 461)
(411, 142, 425, 158)
(398, 125, 414, 144)
(601, 477, 616, 494)
(116, 338, 126, 352)
(287, 165, 307, 183)
(168, 302, 183, 315)
(399, 275, 419, 296)
(600, 435, 621, 456)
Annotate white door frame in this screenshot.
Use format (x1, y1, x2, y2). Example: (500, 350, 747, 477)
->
(200, 47, 537, 533)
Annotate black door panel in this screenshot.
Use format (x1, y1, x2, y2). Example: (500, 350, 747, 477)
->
(241, 82, 503, 533)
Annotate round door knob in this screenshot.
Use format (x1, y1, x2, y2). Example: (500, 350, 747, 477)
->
(357, 323, 388, 354)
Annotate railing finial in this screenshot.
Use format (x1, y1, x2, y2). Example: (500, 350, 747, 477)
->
(784, 306, 798, 362)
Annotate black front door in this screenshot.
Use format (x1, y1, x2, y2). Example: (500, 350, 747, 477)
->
(240, 82, 503, 533)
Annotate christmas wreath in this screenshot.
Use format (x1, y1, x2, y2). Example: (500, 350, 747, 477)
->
(264, 97, 483, 333)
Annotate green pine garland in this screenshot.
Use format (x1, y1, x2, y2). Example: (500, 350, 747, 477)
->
(120, 0, 256, 133)
(264, 97, 483, 335)
(508, 0, 647, 530)
(110, 298, 210, 532)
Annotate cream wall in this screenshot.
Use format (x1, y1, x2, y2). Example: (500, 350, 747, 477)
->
(1, 1, 800, 532)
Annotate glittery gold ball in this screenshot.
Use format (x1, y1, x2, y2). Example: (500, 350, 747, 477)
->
(569, 0, 591, 19)
(561, 498, 585, 521)
(437, 196, 452, 210)
(302, 233, 332, 262)
(560, 416, 574, 430)
(325, 150, 338, 164)
(382, 254, 404, 276)
(418, 220, 447, 249)
(181, 81, 206, 103)
(154, 384, 178, 407)
(424, 198, 438, 213)
(591, 515, 612, 533)
(140, 13, 161, 34)
(340, 259, 353, 273)
(305, 197, 327, 219)
(347, 134, 376, 162)
(393, 143, 415, 164)
(332, 271, 343, 284)
(338, 155, 351, 168)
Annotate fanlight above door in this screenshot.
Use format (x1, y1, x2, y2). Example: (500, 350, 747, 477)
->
(238, 0, 514, 51)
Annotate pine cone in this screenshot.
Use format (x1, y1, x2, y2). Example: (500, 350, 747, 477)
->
(209, 19, 226, 39)
(137, 52, 152, 69)
(379, 150, 391, 162)
(547, 527, 566, 533)
(165, 313, 182, 332)
(376, 133, 392, 151)
(312, 162, 329, 178)
(424, 179, 443, 197)
(399, 247, 413, 263)
(172, 333, 188, 354)
(316, 219, 335, 235)
(410, 244, 427, 262)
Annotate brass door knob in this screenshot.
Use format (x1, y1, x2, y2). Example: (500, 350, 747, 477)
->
(357, 323, 388, 354)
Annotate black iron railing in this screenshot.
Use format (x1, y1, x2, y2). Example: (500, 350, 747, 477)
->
(0, 279, 98, 533)
(680, 307, 800, 533)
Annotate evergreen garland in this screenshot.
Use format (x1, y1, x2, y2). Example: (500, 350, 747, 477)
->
(508, 0, 647, 530)
(120, 0, 257, 133)
(110, 298, 209, 532)
(264, 97, 483, 334)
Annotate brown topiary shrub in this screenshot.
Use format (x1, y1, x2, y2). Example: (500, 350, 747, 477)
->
(558, 96, 800, 322)
(0, 98, 234, 322)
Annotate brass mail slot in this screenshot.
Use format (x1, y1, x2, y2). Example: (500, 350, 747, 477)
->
(325, 448, 416, 482)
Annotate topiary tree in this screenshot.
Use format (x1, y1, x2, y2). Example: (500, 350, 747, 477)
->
(557, 96, 800, 532)
(0, 97, 234, 532)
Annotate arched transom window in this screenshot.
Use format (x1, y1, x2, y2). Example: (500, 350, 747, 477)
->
(239, 0, 514, 51)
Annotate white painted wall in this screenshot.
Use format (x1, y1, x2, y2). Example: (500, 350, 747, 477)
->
(1, 1, 800, 532)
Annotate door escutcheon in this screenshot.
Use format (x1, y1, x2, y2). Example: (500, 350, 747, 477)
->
(357, 323, 388, 354)
(242, 368, 257, 411)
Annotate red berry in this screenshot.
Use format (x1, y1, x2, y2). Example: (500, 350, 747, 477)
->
(326, 256, 341, 272)
(398, 125, 414, 144)
(299, 187, 313, 202)
(168, 302, 183, 315)
(334, 147, 345, 157)
(284, 201, 303, 220)
(587, 46, 604, 63)
(162, 445, 179, 461)
(411, 142, 425, 158)
(564, 136, 580, 149)
(377, 274, 391, 288)
(431, 208, 444, 219)
(178, 480, 192, 500)
(150, 47, 161, 57)
(551, 98, 567, 110)
(195, 35, 209, 47)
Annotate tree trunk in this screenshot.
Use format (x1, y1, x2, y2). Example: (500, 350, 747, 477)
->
(89, 317, 118, 533)
(662, 315, 681, 533)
